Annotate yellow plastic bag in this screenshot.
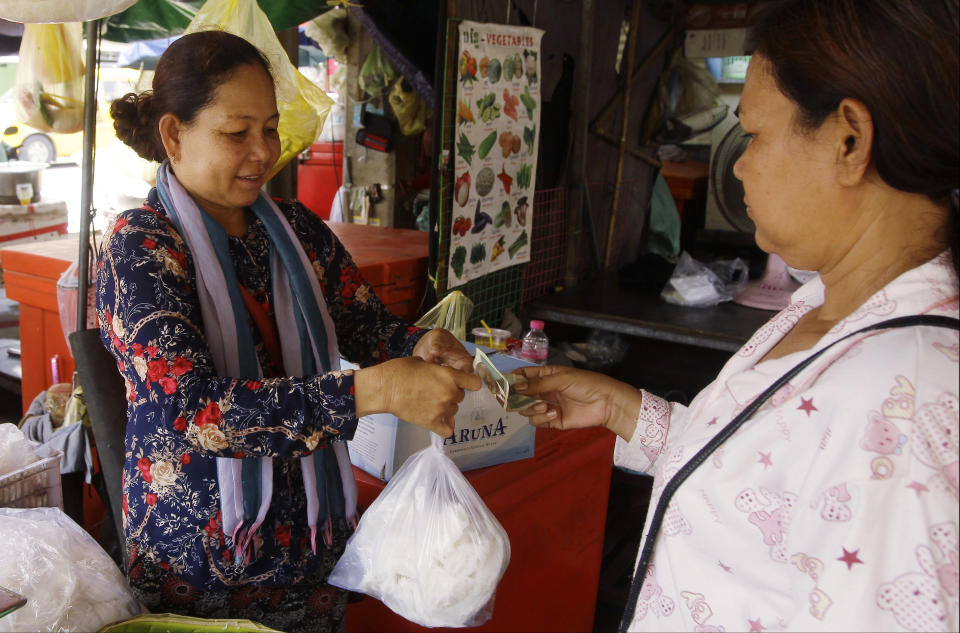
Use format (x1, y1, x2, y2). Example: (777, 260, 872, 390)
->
(14, 23, 85, 134)
(389, 79, 427, 136)
(184, 0, 334, 178)
(98, 613, 283, 632)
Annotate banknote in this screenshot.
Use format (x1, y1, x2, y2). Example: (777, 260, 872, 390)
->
(473, 348, 542, 412)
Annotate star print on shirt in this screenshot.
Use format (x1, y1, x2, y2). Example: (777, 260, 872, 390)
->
(906, 481, 929, 496)
(838, 547, 864, 570)
(718, 560, 732, 573)
(758, 451, 773, 469)
(748, 617, 766, 632)
(797, 397, 818, 416)
(706, 417, 718, 426)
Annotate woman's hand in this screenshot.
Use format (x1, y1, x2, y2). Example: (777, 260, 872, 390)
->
(412, 327, 474, 372)
(511, 366, 643, 441)
(354, 357, 481, 436)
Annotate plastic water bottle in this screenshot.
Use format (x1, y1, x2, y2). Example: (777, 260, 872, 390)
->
(521, 320, 549, 365)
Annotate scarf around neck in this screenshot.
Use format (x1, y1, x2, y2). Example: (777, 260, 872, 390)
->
(156, 162, 358, 560)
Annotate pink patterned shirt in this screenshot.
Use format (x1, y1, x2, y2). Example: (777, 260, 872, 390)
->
(616, 252, 959, 632)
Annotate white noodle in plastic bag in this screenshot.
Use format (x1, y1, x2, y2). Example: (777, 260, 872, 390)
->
(0, 507, 141, 632)
(328, 433, 510, 627)
(0, 423, 39, 477)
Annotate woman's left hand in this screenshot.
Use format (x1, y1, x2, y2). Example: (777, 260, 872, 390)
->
(412, 328, 473, 372)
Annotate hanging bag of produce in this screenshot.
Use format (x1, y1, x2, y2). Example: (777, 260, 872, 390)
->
(414, 290, 475, 341)
(13, 22, 85, 135)
(184, 0, 334, 178)
(328, 432, 511, 628)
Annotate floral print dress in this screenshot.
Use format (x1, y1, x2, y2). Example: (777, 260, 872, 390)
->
(96, 189, 424, 632)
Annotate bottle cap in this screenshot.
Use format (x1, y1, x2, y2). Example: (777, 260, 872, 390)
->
(529, 320, 544, 330)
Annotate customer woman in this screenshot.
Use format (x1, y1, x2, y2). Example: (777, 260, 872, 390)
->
(99, 30, 479, 632)
(516, 1, 959, 630)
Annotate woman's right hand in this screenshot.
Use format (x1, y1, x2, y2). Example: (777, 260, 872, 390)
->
(511, 366, 643, 441)
(354, 357, 481, 437)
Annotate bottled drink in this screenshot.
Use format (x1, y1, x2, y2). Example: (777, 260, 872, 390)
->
(520, 320, 549, 365)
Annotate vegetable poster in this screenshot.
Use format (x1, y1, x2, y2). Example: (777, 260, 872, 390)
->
(448, 21, 543, 287)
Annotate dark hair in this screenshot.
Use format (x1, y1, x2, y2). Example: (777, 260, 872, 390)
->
(746, 0, 960, 279)
(111, 30, 273, 164)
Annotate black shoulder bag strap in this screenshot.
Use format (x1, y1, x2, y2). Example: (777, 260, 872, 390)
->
(619, 314, 960, 633)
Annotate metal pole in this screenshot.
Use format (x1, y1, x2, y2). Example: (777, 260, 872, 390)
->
(76, 19, 100, 331)
(426, 0, 452, 307)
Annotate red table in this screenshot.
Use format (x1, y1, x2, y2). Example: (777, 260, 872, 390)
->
(346, 427, 616, 633)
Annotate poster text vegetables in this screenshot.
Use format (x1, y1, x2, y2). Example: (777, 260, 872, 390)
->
(449, 21, 543, 287)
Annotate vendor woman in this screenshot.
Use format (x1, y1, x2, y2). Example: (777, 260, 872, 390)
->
(99, 30, 480, 633)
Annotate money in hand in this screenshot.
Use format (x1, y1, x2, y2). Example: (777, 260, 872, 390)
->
(473, 349, 542, 412)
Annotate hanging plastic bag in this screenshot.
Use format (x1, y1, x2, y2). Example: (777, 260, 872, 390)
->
(14, 23, 85, 134)
(328, 433, 510, 628)
(184, 0, 334, 178)
(57, 256, 98, 349)
(303, 7, 349, 63)
(389, 78, 427, 136)
(359, 44, 397, 100)
(414, 290, 474, 341)
(0, 0, 137, 23)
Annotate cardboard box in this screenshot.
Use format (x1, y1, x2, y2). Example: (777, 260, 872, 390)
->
(343, 344, 537, 481)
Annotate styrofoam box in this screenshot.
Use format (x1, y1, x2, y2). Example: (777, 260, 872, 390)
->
(342, 342, 537, 481)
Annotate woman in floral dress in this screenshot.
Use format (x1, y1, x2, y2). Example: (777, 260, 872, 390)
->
(99, 31, 479, 633)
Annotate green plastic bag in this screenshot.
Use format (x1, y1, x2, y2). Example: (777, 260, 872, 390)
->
(359, 44, 397, 100)
(98, 613, 283, 632)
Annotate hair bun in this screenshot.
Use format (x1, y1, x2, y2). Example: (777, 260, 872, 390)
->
(110, 91, 164, 163)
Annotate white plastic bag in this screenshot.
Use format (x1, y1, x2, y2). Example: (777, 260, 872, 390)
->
(56, 257, 97, 347)
(0, 507, 141, 633)
(328, 433, 510, 628)
(660, 250, 749, 307)
(0, 423, 39, 477)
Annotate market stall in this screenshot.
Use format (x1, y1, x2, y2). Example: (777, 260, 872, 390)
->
(0, 0, 680, 629)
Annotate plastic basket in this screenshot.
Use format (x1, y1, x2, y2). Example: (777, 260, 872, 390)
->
(0, 449, 63, 509)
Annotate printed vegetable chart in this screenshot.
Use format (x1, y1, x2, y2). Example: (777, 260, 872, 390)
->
(448, 20, 543, 288)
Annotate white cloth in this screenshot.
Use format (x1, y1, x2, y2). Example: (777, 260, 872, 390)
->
(617, 252, 959, 632)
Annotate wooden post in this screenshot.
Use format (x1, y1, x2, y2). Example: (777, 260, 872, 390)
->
(603, 0, 643, 270)
(565, 0, 595, 286)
